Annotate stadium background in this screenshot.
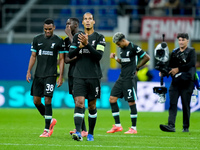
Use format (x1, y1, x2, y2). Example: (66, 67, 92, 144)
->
(0, 0, 200, 112)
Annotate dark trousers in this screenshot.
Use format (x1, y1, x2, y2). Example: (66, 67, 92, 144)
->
(168, 81, 194, 129)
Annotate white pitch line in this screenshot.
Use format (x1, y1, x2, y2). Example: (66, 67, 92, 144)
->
(96, 134, 198, 139)
(0, 143, 198, 149)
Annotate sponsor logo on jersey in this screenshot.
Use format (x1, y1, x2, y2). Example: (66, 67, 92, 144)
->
(79, 49, 90, 54)
(121, 58, 131, 62)
(42, 50, 53, 56)
(38, 49, 53, 56)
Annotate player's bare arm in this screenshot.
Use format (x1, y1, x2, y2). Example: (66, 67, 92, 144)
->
(136, 54, 150, 71)
(26, 52, 36, 83)
(57, 53, 64, 87)
(64, 53, 77, 64)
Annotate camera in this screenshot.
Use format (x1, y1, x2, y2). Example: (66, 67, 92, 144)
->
(154, 42, 171, 77)
(153, 39, 170, 103)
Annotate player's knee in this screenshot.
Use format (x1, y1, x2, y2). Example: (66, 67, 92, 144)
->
(44, 97, 52, 104)
(109, 96, 117, 103)
(128, 101, 136, 106)
(88, 101, 96, 110)
(34, 101, 40, 105)
(75, 100, 84, 108)
(33, 97, 41, 105)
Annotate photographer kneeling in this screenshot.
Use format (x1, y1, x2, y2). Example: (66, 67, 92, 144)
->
(160, 33, 196, 132)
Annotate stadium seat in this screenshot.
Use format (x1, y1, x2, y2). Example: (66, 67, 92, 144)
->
(101, 0, 113, 5)
(79, 0, 90, 5)
(70, 0, 78, 5)
(196, 0, 200, 16)
(99, 9, 106, 15)
(89, 0, 101, 5)
(60, 9, 71, 15)
(125, 0, 138, 5)
(54, 8, 72, 29)
(132, 9, 138, 17)
(107, 9, 117, 15)
(99, 8, 117, 16)
(97, 18, 117, 30)
(76, 8, 94, 16)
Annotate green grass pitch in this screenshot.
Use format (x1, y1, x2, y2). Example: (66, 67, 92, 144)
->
(0, 108, 199, 150)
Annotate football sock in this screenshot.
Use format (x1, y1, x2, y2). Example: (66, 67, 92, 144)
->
(44, 129, 49, 132)
(74, 107, 84, 133)
(35, 103, 45, 117)
(81, 107, 87, 131)
(44, 104, 52, 129)
(88, 108, 97, 135)
(131, 126, 137, 130)
(110, 102, 120, 124)
(115, 124, 122, 127)
(130, 104, 137, 127)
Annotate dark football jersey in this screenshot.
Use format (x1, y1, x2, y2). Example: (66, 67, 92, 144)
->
(31, 34, 66, 77)
(69, 31, 106, 78)
(120, 42, 146, 79)
(64, 37, 76, 77)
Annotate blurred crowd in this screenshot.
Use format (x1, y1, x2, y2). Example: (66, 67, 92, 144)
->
(0, 0, 199, 29)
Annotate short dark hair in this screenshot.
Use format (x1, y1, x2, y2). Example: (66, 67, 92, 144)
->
(69, 17, 79, 25)
(83, 12, 94, 20)
(177, 33, 189, 40)
(44, 18, 54, 25)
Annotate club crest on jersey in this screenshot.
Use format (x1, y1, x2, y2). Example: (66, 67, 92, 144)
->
(92, 40, 96, 46)
(79, 49, 82, 54)
(51, 43, 55, 48)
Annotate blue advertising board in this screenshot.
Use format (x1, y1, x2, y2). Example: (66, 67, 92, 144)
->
(0, 44, 31, 80)
(0, 81, 199, 112)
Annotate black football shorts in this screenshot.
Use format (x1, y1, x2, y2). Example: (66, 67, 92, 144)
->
(68, 76, 74, 95)
(31, 76, 56, 97)
(110, 76, 137, 102)
(73, 78, 101, 100)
